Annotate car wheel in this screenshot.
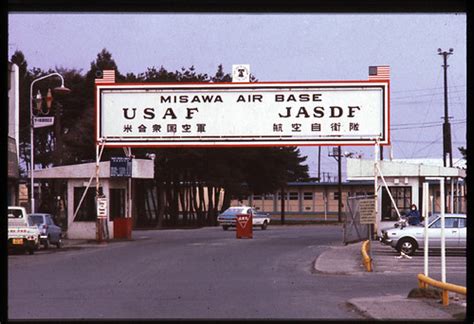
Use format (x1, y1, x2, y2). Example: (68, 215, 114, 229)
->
(397, 238, 417, 256)
(261, 221, 268, 230)
(222, 225, 229, 231)
(56, 237, 62, 248)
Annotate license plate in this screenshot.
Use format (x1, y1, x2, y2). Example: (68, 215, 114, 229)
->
(12, 238, 23, 245)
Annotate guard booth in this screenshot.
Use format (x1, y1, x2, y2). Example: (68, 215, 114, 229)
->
(33, 158, 154, 239)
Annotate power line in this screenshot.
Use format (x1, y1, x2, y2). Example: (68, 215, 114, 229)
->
(391, 85, 465, 94)
(391, 89, 465, 100)
(393, 139, 465, 145)
(391, 119, 466, 127)
(391, 120, 465, 131)
(392, 120, 465, 130)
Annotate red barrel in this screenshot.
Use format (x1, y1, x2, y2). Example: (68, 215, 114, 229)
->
(236, 213, 253, 239)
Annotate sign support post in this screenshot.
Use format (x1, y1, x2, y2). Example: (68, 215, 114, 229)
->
(359, 198, 376, 263)
(95, 139, 108, 243)
(373, 138, 379, 240)
(123, 147, 133, 219)
(423, 181, 430, 277)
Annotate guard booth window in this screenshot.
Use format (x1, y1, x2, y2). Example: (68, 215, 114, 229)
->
(73, 187, 102, 222)
(110, 189, 125, 220)
(381, 186, 412, 221)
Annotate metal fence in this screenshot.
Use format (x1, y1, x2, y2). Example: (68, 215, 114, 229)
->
(343, 195, 375, 244)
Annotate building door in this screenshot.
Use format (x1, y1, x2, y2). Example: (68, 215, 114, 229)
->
(110, 188, 126, 220)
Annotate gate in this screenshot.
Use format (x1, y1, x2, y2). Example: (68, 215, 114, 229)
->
(343, 195, 375, 244)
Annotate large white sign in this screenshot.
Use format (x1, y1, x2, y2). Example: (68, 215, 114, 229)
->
(96, 82, 389, 147)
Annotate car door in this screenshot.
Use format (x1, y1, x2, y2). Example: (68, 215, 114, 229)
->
(428, 217, 459, 248)
(445, 218, 460, 248)
(46, 216, 59, 242)
(457, 217, 466, 248)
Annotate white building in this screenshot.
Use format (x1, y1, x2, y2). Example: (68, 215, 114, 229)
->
(34, 159, 154, 239)
(346, 158, 466, 236)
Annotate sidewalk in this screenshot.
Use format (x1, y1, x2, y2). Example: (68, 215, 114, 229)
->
(314, 241, 466, 320)
(62, 238, 112, 248)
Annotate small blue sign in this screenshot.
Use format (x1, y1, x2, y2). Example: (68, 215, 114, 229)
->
(110, 157, 132, 177)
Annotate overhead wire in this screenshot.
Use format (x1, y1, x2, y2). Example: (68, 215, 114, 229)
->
(409, 68, 442, 158)
(390, 84, 465, 94)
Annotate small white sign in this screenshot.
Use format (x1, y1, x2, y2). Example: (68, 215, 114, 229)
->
(232, 64, 250, 82)
(33, 116, 54, 128)
(359, 198, 376, 224)
(97, 197, 108, 219)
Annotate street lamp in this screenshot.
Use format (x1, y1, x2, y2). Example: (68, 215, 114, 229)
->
(30, 73, 71, 213)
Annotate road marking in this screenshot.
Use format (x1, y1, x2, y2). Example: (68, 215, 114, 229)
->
(372, 244, 466, 274)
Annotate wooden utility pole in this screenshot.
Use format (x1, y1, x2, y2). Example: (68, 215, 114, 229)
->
(329, 147, 343, 222)
(438, 48, 454, 167)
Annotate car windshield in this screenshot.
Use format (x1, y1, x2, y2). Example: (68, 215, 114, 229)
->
(418, 214, 437, 226)
(8, 209, 23, 218)
(221, 207, 248, 216)
(27, 216, 36, 226)
(29, 215, 44, 225)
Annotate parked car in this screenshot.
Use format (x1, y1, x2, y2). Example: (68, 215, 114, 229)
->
(380, 213, 466, 256)
(29, 213, 63, 249)
(217, 206, 271, 230)
(8, 206, 40, 254)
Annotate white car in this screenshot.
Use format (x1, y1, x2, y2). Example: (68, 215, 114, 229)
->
(217, 206, 271, 230)
(380, 213, 466, 256)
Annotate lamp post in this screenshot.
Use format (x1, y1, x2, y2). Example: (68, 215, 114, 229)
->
(30, 73, 70, 213)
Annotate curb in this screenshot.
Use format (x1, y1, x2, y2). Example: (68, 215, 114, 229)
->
(314, 242, 367, 274)
(347, 295, 459, 320)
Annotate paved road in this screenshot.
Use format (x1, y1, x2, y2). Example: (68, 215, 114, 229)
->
(371, 242, 466, 286)
(7, 225, 466, 320)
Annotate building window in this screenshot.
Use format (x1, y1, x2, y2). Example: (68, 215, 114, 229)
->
(253, 194, 262, 200)
(333, 192, 340, 200)
(73, 187, 102, 222)
(289, 192, 299, 200)
(303, 192, 313, 200)
(277, 192, 287, 200)
(264, 194, 274, 200)
(381, 186, 411, 221)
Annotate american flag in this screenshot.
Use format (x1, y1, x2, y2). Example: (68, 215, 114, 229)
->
(368, 66, 390, 80)
(95, 70, 115, 84)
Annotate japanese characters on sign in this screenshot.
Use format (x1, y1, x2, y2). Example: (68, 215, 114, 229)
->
(359, 198, 376, 224)
(110, 157, 132, 177)
(33, 116, 55, 128)
(97, 197, 108, 219)
(96, 82, 389, 146)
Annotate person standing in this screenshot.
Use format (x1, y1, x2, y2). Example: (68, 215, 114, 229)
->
(407, 204, 421, 225)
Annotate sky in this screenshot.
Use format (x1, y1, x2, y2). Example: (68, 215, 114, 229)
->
(8, 13, 467, 181)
